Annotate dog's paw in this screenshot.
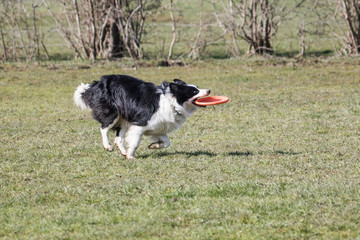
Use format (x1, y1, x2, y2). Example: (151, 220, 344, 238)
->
(104, 145, 114, 152)
(118, 148, 127, 156)
(148, 142, 161, 149)
(114, 143, 127, 156)
(126, 155, 135, 160)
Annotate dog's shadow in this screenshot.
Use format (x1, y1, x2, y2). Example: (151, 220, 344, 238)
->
(140, 150, 217, 158)
(227, 151, 254, 156)
(228, 150, 301, 156)
(140, 149, 301, 159)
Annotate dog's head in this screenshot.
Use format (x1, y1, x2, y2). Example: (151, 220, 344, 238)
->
(162, 79, 210, 112)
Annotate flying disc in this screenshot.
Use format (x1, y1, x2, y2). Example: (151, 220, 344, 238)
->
(195, 96, 229, 106)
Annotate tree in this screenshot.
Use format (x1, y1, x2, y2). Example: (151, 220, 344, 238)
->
(335, 0, 360, 54)
(213, 0, 305, 55)
(0, 0, 48, 61)
(44, 0, 160, 60)
(314, 0, 360, 55)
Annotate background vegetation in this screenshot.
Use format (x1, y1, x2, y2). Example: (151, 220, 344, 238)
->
(0, 0, 359, 62)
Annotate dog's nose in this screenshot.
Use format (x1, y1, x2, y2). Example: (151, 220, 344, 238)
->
(207, 90, 211, 94)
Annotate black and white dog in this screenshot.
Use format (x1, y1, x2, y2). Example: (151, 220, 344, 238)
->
(74, 75, 210, 159)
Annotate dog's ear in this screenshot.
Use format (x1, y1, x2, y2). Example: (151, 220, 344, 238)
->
(169, 83, 179, 93)
(173, 79, 186, 85)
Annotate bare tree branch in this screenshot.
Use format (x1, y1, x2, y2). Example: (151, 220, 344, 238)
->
(73, 0, 89, 58)
(0, 22, 8, 61)
(9, 0, 29, 60)
(167, 0, 176, 61)
(213, 0, 305, 56)
(43, 0, 84, 59)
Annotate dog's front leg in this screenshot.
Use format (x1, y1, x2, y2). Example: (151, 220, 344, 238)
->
(125, 126, 144, 159)
(148, 134, 170, 149)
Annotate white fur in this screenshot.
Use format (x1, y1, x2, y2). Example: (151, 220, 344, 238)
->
(100, 116, 120, 151)
(113, 93, 186, 159)
(114, 128, 127, 156)
(125, 125, 145, 159)
(101, 127, 113, 151)
(74, 83, 90, 110)
(145, 93, 189, 135)
(74, 80, 210, 159)
(117, 89, 209, 159)
(149, 135, 170, 149)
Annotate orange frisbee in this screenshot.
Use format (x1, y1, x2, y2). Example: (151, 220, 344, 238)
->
(195, 96, 229, 106)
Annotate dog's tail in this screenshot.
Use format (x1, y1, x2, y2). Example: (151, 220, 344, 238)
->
(74, 83, 90, 110)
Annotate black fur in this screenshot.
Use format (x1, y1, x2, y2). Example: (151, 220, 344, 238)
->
(169, 82, 200, 106)
(75, 74, 211, 158)
(81, 74, 206, 131)
(82, 75, 162, 127)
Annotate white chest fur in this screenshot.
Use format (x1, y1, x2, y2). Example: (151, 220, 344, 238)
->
(143, 94, 195, 136)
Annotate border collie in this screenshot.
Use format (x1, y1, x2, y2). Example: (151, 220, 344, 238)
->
(74, 75, 210, 159)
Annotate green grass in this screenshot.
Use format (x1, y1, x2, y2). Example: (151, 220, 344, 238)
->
(1, 59, 360, 239)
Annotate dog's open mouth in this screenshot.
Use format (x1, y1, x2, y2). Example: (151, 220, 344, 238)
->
(192, 98, 204, 107)
(192, 92, 210, 107)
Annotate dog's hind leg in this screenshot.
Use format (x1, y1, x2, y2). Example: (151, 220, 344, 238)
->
(125, 125, 144, 159)
(100, 116, 120, 152)
(114, 128, 127, 156)
(148, 134, 170, 149)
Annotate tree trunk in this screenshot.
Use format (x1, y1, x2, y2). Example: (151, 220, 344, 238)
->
(108, 21, 124, 58)
(167, 0, 176, 61)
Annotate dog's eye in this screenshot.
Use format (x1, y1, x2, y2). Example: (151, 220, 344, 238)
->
(193, 89, 199, 94)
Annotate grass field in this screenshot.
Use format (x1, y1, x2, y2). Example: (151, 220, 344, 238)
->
(1, 58, 360, 239)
